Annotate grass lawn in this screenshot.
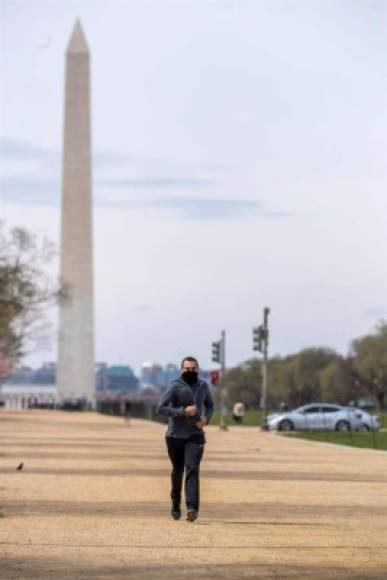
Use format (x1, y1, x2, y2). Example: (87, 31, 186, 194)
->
(284, 430, 387, 451)
(210, 410, 263, 427)
(378, 412, 387, 429)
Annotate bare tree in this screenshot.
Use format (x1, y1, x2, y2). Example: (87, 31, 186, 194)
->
(0, 221, 64, 370)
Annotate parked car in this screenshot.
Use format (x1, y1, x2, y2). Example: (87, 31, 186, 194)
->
(351, 408, 381, 431)
(267, 403, 363, 432)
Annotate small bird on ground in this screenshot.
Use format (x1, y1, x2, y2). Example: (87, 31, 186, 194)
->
(16, 463, 24, 471)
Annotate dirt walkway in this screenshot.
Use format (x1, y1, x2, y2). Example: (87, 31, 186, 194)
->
(1, 410, 387, 579)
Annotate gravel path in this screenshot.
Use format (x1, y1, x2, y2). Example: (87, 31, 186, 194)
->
(1, 409, 387, 579)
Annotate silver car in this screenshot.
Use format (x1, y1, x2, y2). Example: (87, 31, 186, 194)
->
(267, 403, 363, 432)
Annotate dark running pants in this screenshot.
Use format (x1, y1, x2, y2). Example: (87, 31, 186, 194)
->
(166, 435, 205, 512)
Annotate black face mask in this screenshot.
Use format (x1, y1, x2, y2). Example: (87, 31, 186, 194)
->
(182, 371, 198, 385)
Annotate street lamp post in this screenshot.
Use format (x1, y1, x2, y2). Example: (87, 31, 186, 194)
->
(219, 330, 228, 430)
(212, 330, 228, 431)
(253, 307, 270, 430)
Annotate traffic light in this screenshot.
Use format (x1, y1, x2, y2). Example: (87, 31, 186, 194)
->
(253, 325, 269, 352)
(253, 325, 263, 352)
(212, 340, 221, 363)
(210, 370, 220, 386)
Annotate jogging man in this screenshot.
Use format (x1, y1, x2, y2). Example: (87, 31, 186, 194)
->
(157, 356, 214, 522)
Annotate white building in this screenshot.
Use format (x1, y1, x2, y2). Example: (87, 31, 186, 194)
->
(0, 384, 58, 409)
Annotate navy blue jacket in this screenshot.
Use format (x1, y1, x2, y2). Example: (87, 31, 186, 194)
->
(157, 377, 214, 438)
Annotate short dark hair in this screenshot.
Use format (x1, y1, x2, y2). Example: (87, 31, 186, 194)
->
(181, 356, 198, 369)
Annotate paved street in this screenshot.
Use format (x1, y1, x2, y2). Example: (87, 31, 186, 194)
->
(1, 410, 387, 579)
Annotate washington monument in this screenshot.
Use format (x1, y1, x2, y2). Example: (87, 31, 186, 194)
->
(57, 20, 95, 405)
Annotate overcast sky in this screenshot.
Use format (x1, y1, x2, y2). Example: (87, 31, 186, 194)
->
(1, 0, 386, 373)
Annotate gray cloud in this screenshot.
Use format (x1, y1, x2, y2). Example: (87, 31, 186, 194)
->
(0, 175, 60, 205)
(130, 304, 154, 312)
(155, 198, 290, 219)
(98, 177, 212, 189)
(364, 308, 386, 319)
(183, 0, 255, 6)
(0, 137, 119, 170)
(0, 172, 290, 220)
(99, 196, 290, 220)
(93, 150, 132, 168)
(0, 137, 227, 176)
(142, 197, 260, 219)
(0, 137, 54, 160)
(0, 173, 290, 220)
(0, 137, 127, 169)
(0, 174, 210, 204)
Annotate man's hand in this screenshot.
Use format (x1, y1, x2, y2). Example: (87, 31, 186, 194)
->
(184, 405, 198, 417)
(196, 418, 207, 429)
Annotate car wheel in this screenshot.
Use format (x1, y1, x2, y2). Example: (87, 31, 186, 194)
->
(359, 424, 370, 432)
(335, 420, 350, 432)
(278, 419, 294, 432)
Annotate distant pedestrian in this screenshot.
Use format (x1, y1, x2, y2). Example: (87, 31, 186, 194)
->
(157, 356, 214, 522)
(232, 402, 245, 424)
(124, 401, 132, 426)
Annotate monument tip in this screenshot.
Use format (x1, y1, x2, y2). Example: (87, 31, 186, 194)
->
(67, 19, 89, 54)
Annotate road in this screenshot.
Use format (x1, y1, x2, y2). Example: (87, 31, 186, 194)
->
(1, 410, 387, 578)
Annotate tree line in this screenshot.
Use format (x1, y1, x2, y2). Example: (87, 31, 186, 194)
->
(224, 322, 387, 410)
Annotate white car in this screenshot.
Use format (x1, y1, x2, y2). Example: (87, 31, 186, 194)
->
(352, 408, 381, 431)
(267, 404, 363, 432)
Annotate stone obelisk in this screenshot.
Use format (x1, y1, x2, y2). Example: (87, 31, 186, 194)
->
(57, 20, 95, 406)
